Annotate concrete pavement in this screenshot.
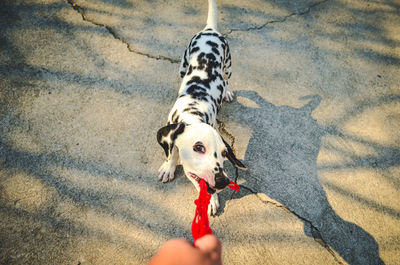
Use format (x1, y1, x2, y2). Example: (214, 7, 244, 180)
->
(1, 0, 399, 264)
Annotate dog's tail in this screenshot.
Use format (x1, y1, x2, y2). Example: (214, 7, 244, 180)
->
(206, 0, 217, 30)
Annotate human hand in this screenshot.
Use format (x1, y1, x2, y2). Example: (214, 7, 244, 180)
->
(148, 235, 222, 265)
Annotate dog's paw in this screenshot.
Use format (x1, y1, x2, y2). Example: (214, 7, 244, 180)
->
(158, 161, 176, 183)
(224, 86, 234, 102)
(208, 193, 220, 216)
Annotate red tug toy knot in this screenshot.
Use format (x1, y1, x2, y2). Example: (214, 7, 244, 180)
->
(191, 179, 240, 243)
(191, 179, 212, 242)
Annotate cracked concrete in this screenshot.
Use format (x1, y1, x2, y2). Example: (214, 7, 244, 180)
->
(223, 0, 330, 36)
(65, 0, 180, 64)
(243, 185, 344, 265)
(1, 0, 400, 264)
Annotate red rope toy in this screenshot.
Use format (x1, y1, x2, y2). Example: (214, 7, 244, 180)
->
(191, 179, 240, 242)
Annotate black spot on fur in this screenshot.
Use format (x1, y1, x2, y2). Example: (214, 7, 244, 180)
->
(206, 53, 216, 61)
(187, 76, 210, 90)
(197, 52, 207, 66)
(201, 32, 219, 37)
(169, 123, 185, 154)
(190, 111, 204, 118)
(191, 46, 200, 53)
(182, 49, 189, 69)
(158, 123, 178, 139)
(206, 40, 218, 48)
(204, 113, 209, 124)
(172, 124, 185, 140)
(211, 104, 216, 114)
(173, 115, 180, 124)
(214, 152, 217, 158)
(183, 106, 197, 112)
(226, 53, 231, 62)
(217, 84, 224, 94)
(212, 47, 220, 55)
(171, 110, 178, 123)
(218, 94, 223, 104)
(187, 65, 193, 75)
(211, 97, 219, 110)
(161, 141, 169, 157)
(190, 91, 209, 101)
(187, 85, 207, 94)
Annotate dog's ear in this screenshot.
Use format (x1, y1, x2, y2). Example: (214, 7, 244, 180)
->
(222, 137, 247, 170)
(157, 123, 186, 158)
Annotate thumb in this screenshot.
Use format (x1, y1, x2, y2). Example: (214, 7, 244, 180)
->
(194, 235, 222, 265)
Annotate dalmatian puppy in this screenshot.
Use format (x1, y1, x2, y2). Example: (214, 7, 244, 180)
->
(157, 0, 246, 215)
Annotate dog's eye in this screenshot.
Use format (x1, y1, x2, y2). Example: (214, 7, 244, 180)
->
(193, 142, 206, 153)
(222, 150, 227, 157)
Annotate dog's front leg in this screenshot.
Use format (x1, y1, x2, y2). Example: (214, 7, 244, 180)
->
(209, 193, 220, 216)
(158, 146, 179, 183)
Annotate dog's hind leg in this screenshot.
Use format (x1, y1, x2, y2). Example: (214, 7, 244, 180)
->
(179, 48, 190, 78)
(223, 43, 234, 102)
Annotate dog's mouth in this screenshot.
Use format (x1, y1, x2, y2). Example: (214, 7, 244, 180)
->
(188, 172, 216, 192)
(188, 172, 201, 182)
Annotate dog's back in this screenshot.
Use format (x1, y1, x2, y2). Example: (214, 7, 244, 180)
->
(167, 0, 233, 128)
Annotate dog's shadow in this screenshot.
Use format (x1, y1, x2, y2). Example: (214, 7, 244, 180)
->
(218, 90, 384, 265)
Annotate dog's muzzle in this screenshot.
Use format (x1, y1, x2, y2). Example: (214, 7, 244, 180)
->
(189, 171, 230, 194)
(214, 171, 230, 189)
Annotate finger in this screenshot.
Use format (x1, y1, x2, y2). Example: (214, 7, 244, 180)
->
(148, 239, 196, 265)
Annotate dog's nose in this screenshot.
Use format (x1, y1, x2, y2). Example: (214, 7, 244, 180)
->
(214, 171, 230, 189)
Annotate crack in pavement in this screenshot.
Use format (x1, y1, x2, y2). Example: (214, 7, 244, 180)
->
(67, 0, 328, 62)
(223, 0, 330, 36)
(240, 185, 344, 265)
(66, 0, 180, 64)
(66, 0, 329, 62)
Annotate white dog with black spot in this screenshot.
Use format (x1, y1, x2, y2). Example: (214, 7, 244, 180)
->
(157, 0, 246, 216)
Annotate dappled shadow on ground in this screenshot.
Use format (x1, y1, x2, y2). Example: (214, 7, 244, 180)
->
(221, 0, 400, 67)
(1, 0, 399, 264)
(0, 2, 190, 264)
(0, 142, 193, 264)
(225, 90, 388, 265)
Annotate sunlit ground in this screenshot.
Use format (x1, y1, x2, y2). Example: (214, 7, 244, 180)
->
(1, 0, 399, 264)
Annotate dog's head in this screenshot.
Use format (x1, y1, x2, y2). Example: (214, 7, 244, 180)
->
(157, 123, 246, 191)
